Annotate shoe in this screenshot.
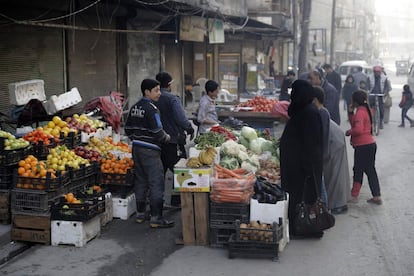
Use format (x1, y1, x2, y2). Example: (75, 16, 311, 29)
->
(410, 122, 414, 127)
(398, 124, 405, 128)
(349, 197, 358, 204)
(331, 205, 348, 215)
(380, 123, 384, 129)
(135, 212, 147, 224)
(367, 197, 382, 205)
(150, 216, 175, 228)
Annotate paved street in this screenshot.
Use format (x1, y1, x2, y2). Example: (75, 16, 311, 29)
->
(1, 73, 414, 276)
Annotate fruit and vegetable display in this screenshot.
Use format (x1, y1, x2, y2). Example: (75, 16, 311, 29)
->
(85, 137, 131, 156)
(239, 221, 277, 242)
(194, 132, 227, 149)
(73, 146, 102, 163)
(23, 128, 59, 145)
(236, 96, 278, 112)
(209, 125, 237, 141)
(46, 145, 90, 171)
(40, 116, 77, 138)
(0, 130, 30, 150)
(186, 147, 217, 168)
(100, 153, 133, 174)
(65, 113, 105, 134)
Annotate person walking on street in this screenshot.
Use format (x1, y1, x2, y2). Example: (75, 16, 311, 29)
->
(197, 80, 220, 134)
(398, 84, 414, 127)
(367, 65, 392, 129)
(280, 79, 324, 239)
(342, 74, 359, 111)
(308, 70, 341, 125)
(352, 66, 369, 90)
(155, 72, 195, 207)
(346, 90, 382, 205)
(124, 79, 174, 228)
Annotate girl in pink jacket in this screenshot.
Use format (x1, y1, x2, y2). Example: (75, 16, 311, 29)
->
(345, 90, 382, 205)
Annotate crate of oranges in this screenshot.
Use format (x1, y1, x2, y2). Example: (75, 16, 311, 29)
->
(98, 155, 134, 198)
(51, 192, 100, 221)
(16, 155, 70, 193)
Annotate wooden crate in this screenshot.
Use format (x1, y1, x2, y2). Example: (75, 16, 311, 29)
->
(180, 192, 209, 246)
(0, 190, 10, 224)
(11, 214, 51, 245)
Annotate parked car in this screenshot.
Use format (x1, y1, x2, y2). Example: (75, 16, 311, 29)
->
(338, 60, 372, 83)
(395, 60, 409, 76)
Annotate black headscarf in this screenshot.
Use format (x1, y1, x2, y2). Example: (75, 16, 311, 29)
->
(288, 79, 315, 117)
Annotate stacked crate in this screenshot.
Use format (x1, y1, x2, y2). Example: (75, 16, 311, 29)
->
(209, 201, 250, 248)
(11, 170, 70, 244)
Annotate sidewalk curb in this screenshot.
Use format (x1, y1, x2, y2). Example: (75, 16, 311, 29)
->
(0, 241, 31, 266)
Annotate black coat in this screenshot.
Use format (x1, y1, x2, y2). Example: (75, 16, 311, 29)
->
(280, 80, 323, 235)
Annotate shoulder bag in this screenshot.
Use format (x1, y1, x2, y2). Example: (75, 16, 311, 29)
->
(294, 172, 335, 235)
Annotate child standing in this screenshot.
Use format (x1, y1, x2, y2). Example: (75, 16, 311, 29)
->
(345, 90, 382, 205)
(398, 84, 414, 127)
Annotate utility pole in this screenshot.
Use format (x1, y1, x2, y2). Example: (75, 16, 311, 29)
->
(292, 0, 298, 73)
(298, 0, 312, 76)
(330, 0, 336, 65)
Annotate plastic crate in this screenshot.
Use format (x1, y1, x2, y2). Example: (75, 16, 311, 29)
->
(31, 139, 57, 160)
(0, 145, 33, 166)
(209, 201, 250, 228)
(0, 189, 11, 223)
(51, 215, 100, 247)
(68, 174, 97, 194)
(15, 170, 70, 191)
(51, 196, 100, 221)
(62, 132, 81, 149)
(76, 188, 106, 214)
(11, 188, 62, 214)
(228, 233, 280, 261)
(0, 165, 17, 190)
(69, 162, 97, 181)
(112, 193, 136, 220)
(209, 227, 234, 248)
(8, 79, 46, 106)
(99, 170, 134, 198)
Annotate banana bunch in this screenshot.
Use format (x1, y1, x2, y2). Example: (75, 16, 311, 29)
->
(186, 157, 203, 168)
(198, 147, 217, 165)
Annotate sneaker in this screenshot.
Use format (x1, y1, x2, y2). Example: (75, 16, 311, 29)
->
(331, 205, 348, 215)
(380, 122, 384, 129)
(135, 212, 147, 224)
(410, 122, 414, 128)
(398, 124, 405, 128)
(150, 217, 175, 228)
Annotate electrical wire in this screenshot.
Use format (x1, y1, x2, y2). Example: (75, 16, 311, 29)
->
(133, 0, 171, 6)
(31, 0, 102, 23)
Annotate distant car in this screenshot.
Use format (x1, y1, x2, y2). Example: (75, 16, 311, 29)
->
(395, 60, 409, 76)
(338, 60, 372, 83)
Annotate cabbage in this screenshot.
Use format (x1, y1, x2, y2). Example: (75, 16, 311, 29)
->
(241, 160, 259, 173)
(241, 126, 258, 142)
(237, 150, 249, 162)
(239, 136, 250, 149)
(219, 156, 240, 170)
(261, 139, 273, 152)
(221, 139, 241, 156)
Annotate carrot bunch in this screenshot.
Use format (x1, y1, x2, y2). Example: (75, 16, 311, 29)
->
(214, 164, 255, 180)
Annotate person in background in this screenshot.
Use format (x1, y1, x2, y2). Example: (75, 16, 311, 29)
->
(346, 90, 382, 205)
(308, 70, 341, 125)
(124, 79, 174, 228)
(367, 65, 392, 129)
(398, 84, 414, 127)
(352, 66, 368, 90)
(280, 79, 324, 238)
(342, 74, 359, 111)
(197, 80, 220, 134)
(155, 72, 195, 207)
(323, 64, 342, 97)
(312, 86, 329, 205)
(279, 70, 296, 101)
(313, 86, 351, 214)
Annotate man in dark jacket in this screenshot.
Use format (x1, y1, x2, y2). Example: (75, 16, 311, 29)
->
(279, 70, 296, 101)
(125, 79, 174, 228)
(155, 72, 194, 206)
(323, 64, 342, 95)
(309, 70, 341, 125)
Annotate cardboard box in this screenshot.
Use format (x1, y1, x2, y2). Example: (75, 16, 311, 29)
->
(8, 79, 46, 105)
(173, 159, 212, 192)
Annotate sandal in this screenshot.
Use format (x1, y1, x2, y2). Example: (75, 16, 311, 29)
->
(367, 198, 382, 205)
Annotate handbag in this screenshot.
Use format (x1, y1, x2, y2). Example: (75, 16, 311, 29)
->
(294, 172, 335, 235)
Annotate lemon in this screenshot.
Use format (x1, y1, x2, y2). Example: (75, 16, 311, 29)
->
(52, 116, 62, 124)
(47, 121, 55, 128)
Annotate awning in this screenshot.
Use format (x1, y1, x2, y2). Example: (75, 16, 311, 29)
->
(225, 16, 293, 39)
